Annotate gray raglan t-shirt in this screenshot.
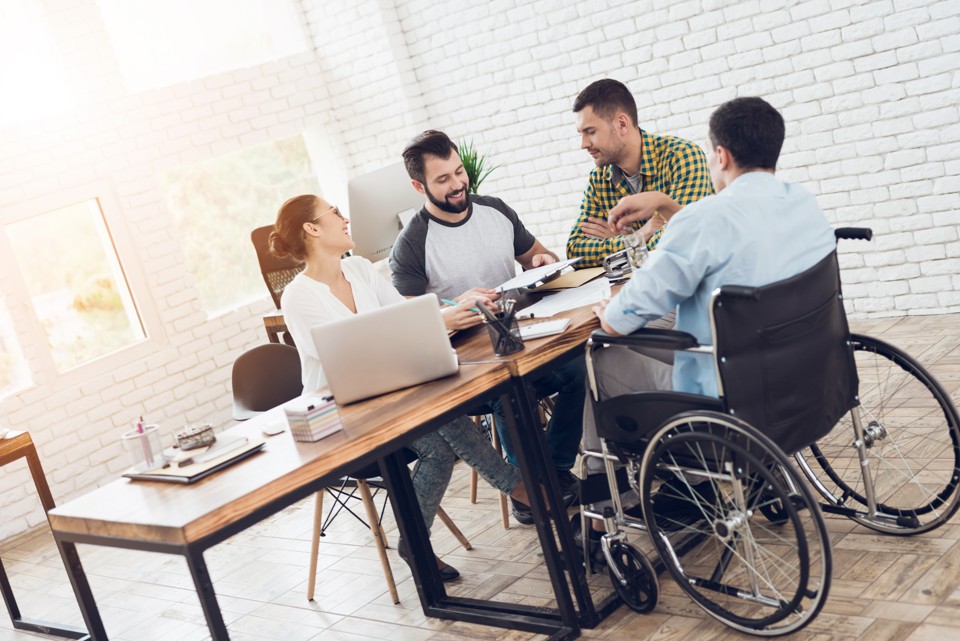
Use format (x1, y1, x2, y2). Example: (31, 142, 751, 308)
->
(389, 194, 536, 300)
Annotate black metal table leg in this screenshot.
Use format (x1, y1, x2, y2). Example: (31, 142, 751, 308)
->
(51, 539, 103, 640)
(184, 548, 230, 641)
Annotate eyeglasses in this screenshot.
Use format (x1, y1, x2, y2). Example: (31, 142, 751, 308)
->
(310, 207, 345, 224)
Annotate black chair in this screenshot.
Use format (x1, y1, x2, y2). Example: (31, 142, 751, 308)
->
(230, 342, 470, 605)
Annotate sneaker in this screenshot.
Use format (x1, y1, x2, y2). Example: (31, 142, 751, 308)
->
(397, 538, 460, 582)
(569, 513, 607, 572)
(555, 469, 581, 506)
(511, 497, 534, 525)
(650, 477, 717, 531)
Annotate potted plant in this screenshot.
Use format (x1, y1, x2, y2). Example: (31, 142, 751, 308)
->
(458, 139, 499, 194)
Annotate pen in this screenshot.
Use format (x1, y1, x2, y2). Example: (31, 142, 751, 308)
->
(441, 298, 480, 313)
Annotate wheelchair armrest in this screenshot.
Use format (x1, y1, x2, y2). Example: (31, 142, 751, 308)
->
(590, 327, 700, 351)
(834, 227, 873, 241)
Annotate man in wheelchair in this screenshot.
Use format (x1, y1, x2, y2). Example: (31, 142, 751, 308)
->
(572, 96, 960, 635)
(581, 95, 836, 536)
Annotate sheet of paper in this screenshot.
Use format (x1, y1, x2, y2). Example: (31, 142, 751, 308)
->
(495, 257, 581, 292)
(516, 278, 611, 319)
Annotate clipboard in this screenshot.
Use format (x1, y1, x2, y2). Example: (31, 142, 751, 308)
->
(123, 438, 266, 484)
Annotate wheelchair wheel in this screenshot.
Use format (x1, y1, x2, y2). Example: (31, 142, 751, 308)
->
(640, 411, 830, 636)
(606, 541, 658, 614)
(796, 334, 960, 535)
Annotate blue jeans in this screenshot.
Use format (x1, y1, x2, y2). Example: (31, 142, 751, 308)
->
(491, 359, 586, 472)
(408, 414, 522, 532)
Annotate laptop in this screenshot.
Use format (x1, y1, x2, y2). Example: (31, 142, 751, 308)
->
(310, 293, 459, 404)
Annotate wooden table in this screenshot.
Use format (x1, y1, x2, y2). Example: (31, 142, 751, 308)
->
(262, 312, 286, 344)
(0, 432, 87, 639)
(49, 293, 610, 641)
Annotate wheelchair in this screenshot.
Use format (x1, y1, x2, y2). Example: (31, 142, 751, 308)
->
(577, 228, 960, 636)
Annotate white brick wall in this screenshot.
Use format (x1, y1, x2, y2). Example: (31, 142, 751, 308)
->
(0, 0, 957, 539)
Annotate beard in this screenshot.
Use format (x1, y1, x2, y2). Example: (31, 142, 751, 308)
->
(425, 183, 469, 214)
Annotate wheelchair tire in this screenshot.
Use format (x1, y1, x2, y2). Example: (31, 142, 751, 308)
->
(639, 411, 831, 636)
(606, 541, 658, 614)
(796, 334, 960, 535)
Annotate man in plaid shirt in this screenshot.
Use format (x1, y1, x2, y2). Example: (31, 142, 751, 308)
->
(566, 79, 714, 267)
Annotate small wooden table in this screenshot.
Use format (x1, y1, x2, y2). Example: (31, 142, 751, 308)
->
(0, 432, 87, 639)
(262, 312, 286, 344)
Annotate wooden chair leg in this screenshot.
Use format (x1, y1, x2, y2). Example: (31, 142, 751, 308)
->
(358, 480, 400, 604)
(436, 506, 472, 550)
(490, 418, 510, 529)
(307, 491, 324, 601)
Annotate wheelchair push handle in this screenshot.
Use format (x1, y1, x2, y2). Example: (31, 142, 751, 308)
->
(834, 227, 873, 241)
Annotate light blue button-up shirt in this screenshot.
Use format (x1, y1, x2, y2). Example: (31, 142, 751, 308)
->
(604, 171, 837, 398)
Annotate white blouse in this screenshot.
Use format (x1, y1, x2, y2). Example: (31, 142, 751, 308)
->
(280, 256, 405, 392)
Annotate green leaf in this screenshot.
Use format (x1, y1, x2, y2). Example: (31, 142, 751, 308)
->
(458, 138, 500, 194)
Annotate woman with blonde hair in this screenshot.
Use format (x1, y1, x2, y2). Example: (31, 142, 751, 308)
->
(271, 194, 536, 580)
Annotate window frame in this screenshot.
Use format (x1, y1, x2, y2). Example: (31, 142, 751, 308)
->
(0, 184, 166, 393)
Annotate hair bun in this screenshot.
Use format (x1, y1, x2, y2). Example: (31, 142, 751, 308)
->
(268, 229, 289, 259)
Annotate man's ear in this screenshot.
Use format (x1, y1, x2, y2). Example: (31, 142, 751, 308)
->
(615, 112, 631, 135)
(715, 145, 732, 170)
(411, 179, 426, 195)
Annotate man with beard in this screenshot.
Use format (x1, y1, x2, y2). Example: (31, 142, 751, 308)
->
(390, 129, 584, 524)
(566, 79, 714, 268)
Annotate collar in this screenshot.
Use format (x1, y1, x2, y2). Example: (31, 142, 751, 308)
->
(605, 129, 654, 185)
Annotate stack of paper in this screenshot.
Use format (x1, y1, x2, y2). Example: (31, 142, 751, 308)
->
(284, 396, 343, 442)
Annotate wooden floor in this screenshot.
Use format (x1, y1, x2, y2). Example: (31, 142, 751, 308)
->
(2, 314, 959, 641)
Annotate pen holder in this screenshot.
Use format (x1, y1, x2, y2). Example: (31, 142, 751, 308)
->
(485, 313, 524, 356)
(121, 424, 162, 472)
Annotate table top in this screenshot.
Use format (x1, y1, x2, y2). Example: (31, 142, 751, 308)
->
(0, 431, 32, 466)
(48, 360, 510, 547)
(50, 288, 605, 549)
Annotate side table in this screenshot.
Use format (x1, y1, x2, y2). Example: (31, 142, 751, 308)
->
(0, 431, 87, 639)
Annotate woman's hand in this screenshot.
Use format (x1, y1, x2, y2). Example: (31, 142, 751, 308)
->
(441, 300, 485, 330)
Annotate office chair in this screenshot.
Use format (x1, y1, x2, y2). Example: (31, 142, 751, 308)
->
(230, 342, 471, 605)
(251, 225, 304, 344)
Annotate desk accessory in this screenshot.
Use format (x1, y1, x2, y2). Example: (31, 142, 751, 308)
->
(176, 423, 216, 450)
(478, 297, 524, 356)
(519, 318, 571, 340)
(121, 422, 162, 472)
(123, 437, 266, 484)
(284, 396, 343, 442)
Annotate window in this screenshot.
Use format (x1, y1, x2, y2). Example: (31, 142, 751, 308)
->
(6, 200, 145, 372)
(0, 0, 72, 127)
(97, 0, 308, 92)
(160, 136, 321, 313)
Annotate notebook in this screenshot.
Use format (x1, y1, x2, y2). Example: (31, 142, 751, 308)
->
(311, 293, 459, 404)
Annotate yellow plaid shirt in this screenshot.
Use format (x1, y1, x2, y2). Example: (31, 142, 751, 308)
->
(566, 129, 714, 267)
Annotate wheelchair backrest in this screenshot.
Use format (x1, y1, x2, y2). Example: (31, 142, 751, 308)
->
(712, 250, 859, 455)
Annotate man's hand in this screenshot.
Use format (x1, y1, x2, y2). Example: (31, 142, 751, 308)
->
(441, 301, 485, 330)
(591, 297, 621, 335)
(581, 216, 620, 240)
(454, 288, 500, 313)
(530, 253, 557, 268)
(607, 192, 679, 233)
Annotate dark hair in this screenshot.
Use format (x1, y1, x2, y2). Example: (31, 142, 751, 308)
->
(402, 130, 459, 183)
(572, 79, 639, 127)
(269, 194, 320, 262)
(708, 97, 785, 170)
